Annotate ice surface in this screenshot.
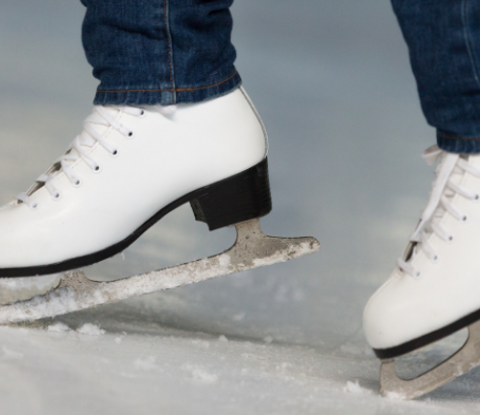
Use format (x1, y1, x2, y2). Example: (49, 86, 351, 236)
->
(0, 0, 478, 414)
(2, 345, 23, 360)
(343, 381, 372, 396)
(134, 356, 158, 371)
(182, 364, 219, 383)
(218, 335, 229, 343)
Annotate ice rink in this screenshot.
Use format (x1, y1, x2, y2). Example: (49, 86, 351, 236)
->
(1, 0, 480, 413)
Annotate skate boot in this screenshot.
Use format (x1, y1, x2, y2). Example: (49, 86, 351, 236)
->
(364, 145, 480, 399)
(0, 87, 319, 323)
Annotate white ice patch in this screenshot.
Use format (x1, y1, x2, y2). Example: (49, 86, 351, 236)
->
(233, 312, 246, 321)
(263, 335, 273, 344)
(343, 381, 371, 396)
(23, 287, 79, 321)
(218, 335, 228, 343)
(77, 323, 105, 336)
(182, 364, 218, 383)
(133, 356, 157, 371)
(191, 339, 210, 349)
(48, 322, 71, 333)
(2, 346, 23, 360)
(384, 391, 407, 400)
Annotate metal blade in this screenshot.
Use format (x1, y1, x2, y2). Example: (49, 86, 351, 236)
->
(380, 319, 480, 399)
(0, 219, 320, 324)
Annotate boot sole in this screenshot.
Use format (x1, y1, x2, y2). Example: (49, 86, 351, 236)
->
(0, 158, 272, 277)
(373, 306, 480, 359)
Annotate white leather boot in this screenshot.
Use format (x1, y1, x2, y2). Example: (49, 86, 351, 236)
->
(363, 145, 480, 398)
(0, 87, 270, 276)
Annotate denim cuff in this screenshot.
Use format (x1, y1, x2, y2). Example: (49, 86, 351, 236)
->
(437, 131, 480, 154)
(93, 71, 242, 106)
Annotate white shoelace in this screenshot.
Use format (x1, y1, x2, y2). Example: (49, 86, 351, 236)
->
(398, 145, 480, 278)
(16, 105, 175, 209)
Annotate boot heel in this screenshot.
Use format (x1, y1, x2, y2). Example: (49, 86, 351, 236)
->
(190, 158, 272, 231)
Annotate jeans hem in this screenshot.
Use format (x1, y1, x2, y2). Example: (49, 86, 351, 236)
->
(437, 130, 480, 153)
(93, 71, 242, 106)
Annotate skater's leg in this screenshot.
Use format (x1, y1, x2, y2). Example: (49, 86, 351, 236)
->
(0, 0, 270, 275)
(0, 0, 320, 319)
(392, 0, 480, 154)
(364, 0, 480, 399)
(81, 0, 241, 105)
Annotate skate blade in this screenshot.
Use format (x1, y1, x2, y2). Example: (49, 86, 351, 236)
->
(0, 219, 319, 324)
(380, 319, 480, 400)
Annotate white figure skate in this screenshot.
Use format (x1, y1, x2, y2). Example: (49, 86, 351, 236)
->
(0, 87, 320, 324)
(364, 145, 480, 399)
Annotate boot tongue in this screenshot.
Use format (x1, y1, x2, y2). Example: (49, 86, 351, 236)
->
(406, 152, 461, 260)
(466, 152, 480, 170)
(431, 153, 465, 221)
(403, 150, 466, 263)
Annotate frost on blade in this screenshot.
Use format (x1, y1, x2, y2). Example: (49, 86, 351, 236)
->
(0, 219, 320, 324)
(252, 240, 319, 268)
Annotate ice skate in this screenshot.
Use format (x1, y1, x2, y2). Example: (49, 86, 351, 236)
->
(0, 87, 320, 324)
(364, 145, 480, 399)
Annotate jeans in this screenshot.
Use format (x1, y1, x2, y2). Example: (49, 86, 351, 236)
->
(80, 0, 241, 106)
(393, 0, 480, 154)
(81, 0, 480, 154)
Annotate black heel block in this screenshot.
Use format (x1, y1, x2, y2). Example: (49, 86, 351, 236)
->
(190, 158, 272, 231)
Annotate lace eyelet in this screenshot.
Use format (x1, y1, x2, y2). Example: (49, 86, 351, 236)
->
(110, 149, 120, 158)
(72, 178, 82, 188)
(474, 194, 480, 202)
(138, 110, 146, 118)
(414, 271, 421, 279)
(52, 191, 62, 201)
(462, 214, 469, 223)
(447, 235, 455, 243)
(92, 164, 103, 174)
(30, 202, 39, 210)
(127, 131, 135, 139)
(431, 254, 439, 263)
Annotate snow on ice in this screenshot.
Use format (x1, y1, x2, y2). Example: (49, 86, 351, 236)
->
(76, 323, 105, 336)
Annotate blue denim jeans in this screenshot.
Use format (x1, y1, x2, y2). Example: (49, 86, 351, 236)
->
(81, 1, 480, 154)
(80, 0, 241, 106)
(393, 0, 480, 154)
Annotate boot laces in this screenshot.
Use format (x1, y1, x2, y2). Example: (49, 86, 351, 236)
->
(398, 145, 480, 278)
(16, 105, 176, 209)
